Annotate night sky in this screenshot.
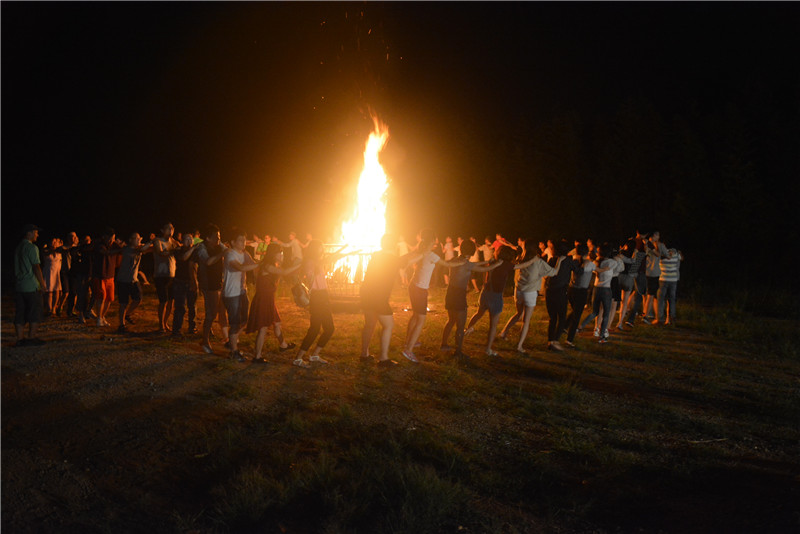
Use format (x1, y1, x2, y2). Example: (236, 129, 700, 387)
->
(3, 2, 799, 290)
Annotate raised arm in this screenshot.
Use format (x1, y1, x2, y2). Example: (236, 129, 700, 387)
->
(473, 259, 503, 272)
(513, 256, 538, 270)
(437, 257, 468, 268)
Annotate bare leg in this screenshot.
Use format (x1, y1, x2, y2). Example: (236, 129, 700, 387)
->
(274, 323, 288, 348)
(404, 313, 427, 353)
(467, 303, 487, 331)
(486, 313, 501, 354)
(404, 314, 419, 346)
(164, 300, 173, 330)
(454, 309, 467, 353)
(377, 315, 394, 361)
(500, 298, 524, 338)
(361, 312, 378, 357)
(442, 310, 457, 348)
(516, 305, 535, 351)
(255, 327, 268, 358)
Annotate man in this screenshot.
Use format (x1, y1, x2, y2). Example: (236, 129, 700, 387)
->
(276, 231, 303, 263)
(153, 222, 179, 332)
(643, 231, 669, 322)
(195, 224, 230, 354)
(223, 229, 260, 361)
(91, 227, 122, 327)
(14, 224, 46, 346)
(172, 233, 201, 338)
(115, 232, 152, 332)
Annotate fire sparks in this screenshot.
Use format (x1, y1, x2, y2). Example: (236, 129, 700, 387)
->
(333, 115, 390, 283)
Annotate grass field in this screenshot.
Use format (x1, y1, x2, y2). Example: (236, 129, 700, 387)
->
(2, 283, 799, 533)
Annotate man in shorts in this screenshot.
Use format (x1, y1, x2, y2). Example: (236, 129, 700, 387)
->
(115, 232, 152, 332)
(14, 224, 46, 346)
(153, 222, 179, 332)
(91, 227, 122, 327)
(644, 231, 669, 322)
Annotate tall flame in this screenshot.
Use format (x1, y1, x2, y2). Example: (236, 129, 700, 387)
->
(334, 116, 390, 283)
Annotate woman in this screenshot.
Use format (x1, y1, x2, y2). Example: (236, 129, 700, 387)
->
(246, 244, 302, 363)
(401, 229, 465, 363)
(498, 238, 556, 354)
(544, 239, 583, 351)
(441, 238, 503, 359)
(293, 240, 348, 368)
(578, 243, 616, 343)
(360, 234, 424, 366)
(463, 245, 519, 357)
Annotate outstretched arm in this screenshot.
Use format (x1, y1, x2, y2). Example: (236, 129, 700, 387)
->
(473, 259, 503, 272)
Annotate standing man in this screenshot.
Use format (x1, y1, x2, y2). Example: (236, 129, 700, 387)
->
(223, 229, 261, 361)
(115, 232, 152, 332)
(91, 227, 122, 327)
(276, 231, 303, 264)
(154, 222, 179, 332)
(195, 224, 229, 354)
(14, 224, 46, 346)
(172, 233, 201, 338)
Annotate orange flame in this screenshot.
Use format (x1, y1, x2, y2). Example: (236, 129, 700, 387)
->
(333, 115, 390, 283)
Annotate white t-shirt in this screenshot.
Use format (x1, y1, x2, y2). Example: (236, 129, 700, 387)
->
(223, 249, 247, 297)
(594, 259, 615, 288)
(412, 251, 441, 290)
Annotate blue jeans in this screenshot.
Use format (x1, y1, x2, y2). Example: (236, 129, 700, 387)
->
(172, 280, 198, 333)
(657, 281, 677, 323)
(579, 287, 612, 334)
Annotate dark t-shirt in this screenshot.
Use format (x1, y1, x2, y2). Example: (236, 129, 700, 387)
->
(92, 243, 121, 280)
(175, 246, 193, 282)
(195, 242, 225, 291)
(484, 261, 514, 293)
(361, 250, 402, 303)
(546, 256, 582, 291)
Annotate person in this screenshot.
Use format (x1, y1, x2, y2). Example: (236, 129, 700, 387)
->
(360, 235, 425, 366)
(222, 229, 261, 362)
(644, 231, 669, 322)
(564, 244, 595, 347)
(57, 232, 79, 317)
(544, 239, 584, 351)
(468, 236, 482, 292)
(13, 224, 46, 346)
(171, 233, 201, 338)
(479, 236, 494, 263)
(153, 222, 179, 332)
(293, 240, 349, 368)
(41, 237, 62, 317)
(623, 230, 649, 327)
(578, 243, 616, 343)
(195, 224, 230, 354)
(655, 247, 683, 325)
(71, 235, 93, 324)
(462, 245, 519, 357)
(441, 239, 503, 359)
(491, 233, 516, 252)
(91, 228, 122, 328)
(616, 239, 639, 330)
(401, 229, 465, 363)
(115, 232, 153, 332)
(442, 236, 455, 286)
(604, 244, 629, 330)
(246, 243, 302, 363)
(396, 235, 411, 286)
(498, 238, 557, 353)
(276, 231, 303, 264)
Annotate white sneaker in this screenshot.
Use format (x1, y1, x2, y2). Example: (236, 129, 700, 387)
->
(593, 328, 600, 338)
(309, 355, 329, 364)
(293, 358, 310, 368)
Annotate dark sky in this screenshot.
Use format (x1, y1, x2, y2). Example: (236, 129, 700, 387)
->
(3, 2, 799, 265)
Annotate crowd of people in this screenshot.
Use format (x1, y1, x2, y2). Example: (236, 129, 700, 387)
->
(11, 222, 683, 366)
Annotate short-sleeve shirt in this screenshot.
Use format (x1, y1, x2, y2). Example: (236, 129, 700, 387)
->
(195, 243, 225, 291)
(14, 239, 41, 292)
(571, 259, 596, 289)
(153, 238, 176, 278)
(361, 250, 402, 303)
(223, 249, 247, 298)
(92, 243, 122, 280)
(411, 251, 441, 290)
(116, 247, 143, 283)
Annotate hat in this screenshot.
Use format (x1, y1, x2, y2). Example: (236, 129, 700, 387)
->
(22, 224, 40, 233)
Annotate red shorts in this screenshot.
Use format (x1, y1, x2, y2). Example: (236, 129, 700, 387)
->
(93, 278, 115, 302)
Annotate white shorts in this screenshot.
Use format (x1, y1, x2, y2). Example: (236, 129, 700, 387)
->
(515, 288, 538, 308)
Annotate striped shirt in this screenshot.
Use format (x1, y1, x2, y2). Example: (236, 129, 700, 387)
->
(659, 251, 682, 282)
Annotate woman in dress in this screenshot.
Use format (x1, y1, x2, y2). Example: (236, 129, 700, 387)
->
(246, 244, 301, 363)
